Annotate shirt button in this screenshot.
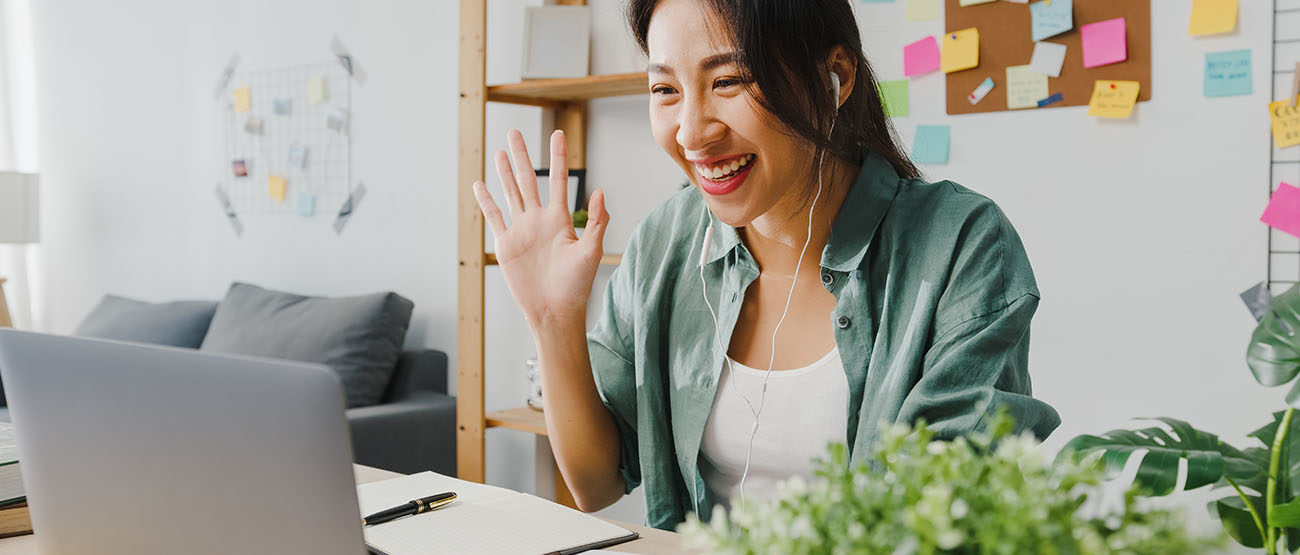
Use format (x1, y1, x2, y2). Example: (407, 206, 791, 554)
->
(821, 271, 833, 287)
(836, 315, 851, 329)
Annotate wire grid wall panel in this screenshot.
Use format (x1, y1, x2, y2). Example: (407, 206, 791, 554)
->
(1271, 0, 1300, 294)
(221, 61, 352, 214)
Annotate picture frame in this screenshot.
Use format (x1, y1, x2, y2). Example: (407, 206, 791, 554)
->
(520, 6, 591, 80)
(534, 168, 586, 215)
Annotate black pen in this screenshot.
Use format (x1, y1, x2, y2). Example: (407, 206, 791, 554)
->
(362, 492, 457, 527)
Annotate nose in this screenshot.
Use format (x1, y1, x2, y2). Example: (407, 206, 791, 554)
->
(675, 94, 725, 153)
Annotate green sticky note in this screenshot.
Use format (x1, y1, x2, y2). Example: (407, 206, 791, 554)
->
(878, 80, 910, 117)
(911, 125, 950, 164)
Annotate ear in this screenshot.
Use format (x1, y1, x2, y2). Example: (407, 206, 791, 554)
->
(825, 45, 857, 109)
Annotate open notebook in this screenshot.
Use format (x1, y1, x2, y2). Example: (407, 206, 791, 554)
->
(357, 471, 638, 555)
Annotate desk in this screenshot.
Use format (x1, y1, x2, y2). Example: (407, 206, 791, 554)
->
(0, 464, 693, 555)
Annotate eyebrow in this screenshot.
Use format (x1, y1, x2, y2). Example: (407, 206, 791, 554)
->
(647, 52, 742, 76)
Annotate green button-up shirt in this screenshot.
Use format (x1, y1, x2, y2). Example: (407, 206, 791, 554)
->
(587, 152, 1061, 531)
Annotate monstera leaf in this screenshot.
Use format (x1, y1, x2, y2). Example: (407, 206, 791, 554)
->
(1248, 284, 1300, 407)
(1056, 417, 1265, 497)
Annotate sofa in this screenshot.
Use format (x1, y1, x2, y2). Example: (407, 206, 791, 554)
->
(9, 282, 457, 476)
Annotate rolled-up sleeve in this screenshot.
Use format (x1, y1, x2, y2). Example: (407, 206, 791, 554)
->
(587, 255, 642, 494)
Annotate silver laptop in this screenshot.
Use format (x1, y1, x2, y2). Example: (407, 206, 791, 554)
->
(0, 328, 367, 554)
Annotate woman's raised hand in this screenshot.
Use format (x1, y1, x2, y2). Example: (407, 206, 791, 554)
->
(472, 129, 609, 329)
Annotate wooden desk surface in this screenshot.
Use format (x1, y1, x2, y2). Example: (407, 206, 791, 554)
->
(0, 465, 693, 555)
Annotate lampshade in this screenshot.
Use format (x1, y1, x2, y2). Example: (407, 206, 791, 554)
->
(0, 172, 38, 244)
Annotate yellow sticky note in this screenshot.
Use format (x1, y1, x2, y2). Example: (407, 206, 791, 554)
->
(1189, 0, 1237, 36)
(1006, 65, 1048, 110)
(1087, 80, 1140, 118)
(1269, 98, 1300, 148)
(308, 77, 327, 105)
(905, 0, 940, 22)
(233, 86, 251, 113)
(268, 175, 288, 202)
(941, 28, 980, 74)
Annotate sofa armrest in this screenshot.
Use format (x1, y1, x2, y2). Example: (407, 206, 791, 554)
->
(382, 349, 448, 403)
(347, 391, 457, 475)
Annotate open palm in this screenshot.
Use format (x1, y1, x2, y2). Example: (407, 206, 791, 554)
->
(472, 129, 609, 328)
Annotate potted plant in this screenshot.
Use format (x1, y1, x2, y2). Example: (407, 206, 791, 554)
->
(1059, 283, 1300, 553)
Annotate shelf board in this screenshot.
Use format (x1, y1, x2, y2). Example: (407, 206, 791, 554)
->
(487, 72, 647, 107)
(486, 406, 547, 436)
(485, 252, 622, 266)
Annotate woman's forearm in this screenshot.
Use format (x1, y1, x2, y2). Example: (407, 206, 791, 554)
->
(532, 316, 626, 512)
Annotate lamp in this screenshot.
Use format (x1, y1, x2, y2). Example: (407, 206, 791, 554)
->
(0, 172, 39, 328)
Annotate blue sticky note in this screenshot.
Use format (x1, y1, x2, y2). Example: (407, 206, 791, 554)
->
(1204, 49, 1252, 98)
(297, 192, 316, 217)
(1030, 0, 1073, 42)
(912, 125, 950, 165)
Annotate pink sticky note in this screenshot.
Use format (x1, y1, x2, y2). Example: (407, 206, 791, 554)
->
(1081, 18, 1127, 69)
(1262, 183, 1300, 239)
(904, 36, 941, 77)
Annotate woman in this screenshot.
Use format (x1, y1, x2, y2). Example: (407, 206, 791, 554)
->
(471, 0, 1060, 531)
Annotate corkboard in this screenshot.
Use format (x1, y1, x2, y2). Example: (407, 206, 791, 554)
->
(944, 0, 1151, 115)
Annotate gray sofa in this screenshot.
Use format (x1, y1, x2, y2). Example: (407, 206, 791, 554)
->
(34, 283, 458, 476)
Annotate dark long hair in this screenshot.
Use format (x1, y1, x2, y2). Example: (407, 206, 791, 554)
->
(627, 0, 920, 192)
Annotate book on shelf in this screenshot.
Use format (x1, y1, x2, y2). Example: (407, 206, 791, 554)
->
(0, 422, 28, 537)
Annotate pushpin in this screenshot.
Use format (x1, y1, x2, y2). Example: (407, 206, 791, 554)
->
(1109, 83, 1116, 89)
(1045, 0, 1050, 5)
(951, 34, 958, 40)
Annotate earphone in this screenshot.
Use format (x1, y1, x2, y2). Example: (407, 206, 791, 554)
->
(695, 71, 841, 512)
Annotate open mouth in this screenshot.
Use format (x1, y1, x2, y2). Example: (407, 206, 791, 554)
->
(694, 154, 756, 196)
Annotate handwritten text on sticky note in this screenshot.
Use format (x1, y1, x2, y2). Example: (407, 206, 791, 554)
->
(1006, 65, 1048, 110)
(1270, 98, 1300, 148)
(1087, 80, 1140, 118)
(1030, 0, 1072, 42)
(1204, 49, 1251, 98)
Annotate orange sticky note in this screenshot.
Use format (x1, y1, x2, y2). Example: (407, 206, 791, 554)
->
(1269, 97, 1300, 148)
(1087, 80, 1140, 118)
(233, 86, 251, 113)
(268, 175, 287, 202)
(941, 28, 979, 74)
(1189, 0, 1237, 36)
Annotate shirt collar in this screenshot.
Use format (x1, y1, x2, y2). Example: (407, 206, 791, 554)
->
(700, 151, 901, 270)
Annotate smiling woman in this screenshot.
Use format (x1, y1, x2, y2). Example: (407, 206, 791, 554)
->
(471, 0, 1061, 532)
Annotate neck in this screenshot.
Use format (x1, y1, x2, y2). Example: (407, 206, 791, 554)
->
(741, 160, 857, 277)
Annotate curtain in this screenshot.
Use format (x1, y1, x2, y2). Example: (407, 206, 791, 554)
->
(0, 0, 42, 330)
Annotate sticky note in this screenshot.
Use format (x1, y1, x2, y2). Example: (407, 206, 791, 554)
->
(1029, 0, 1072, 42)
(309, 77, 327, 104)
(911, 125, 950, 164)
(877, 80, 910, 117)
(326, 107, 349, 132)
(1029, 42, 1067, 78)
(941, 28, 979, 74)
(1081, 18, 1127, 69)
(289, 143, 308, 168)
(1004, 0, 1029, 3)
(1037, 92, 1063, 107)
(273, 97, 292, 115)
(1262, 183, 1300, 239)
(904, 37, 941, 77)
(244, 116, 264, 135)
(1189, 0, 1237, 36)
(968, 77, 995, 105)
(1087, 80, 1140, 118)
(268, 175, 288, 202)
(1269, 98, 1300, 148)
(297, 192, 316, 217)
(959, 0, 996, 5)
(905, 0, 940, 21)
(1006, 65, 1048, 110)
(233, 86, 251, 112)
(1204, 49, 1252, 98)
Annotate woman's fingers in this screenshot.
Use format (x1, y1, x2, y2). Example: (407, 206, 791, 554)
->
(472, 181, 508, 235)
(581, 188, 609, 251)
(549, 130, 568, 210)
(506, 129, 542, 208)
(493, 149, 525, 217)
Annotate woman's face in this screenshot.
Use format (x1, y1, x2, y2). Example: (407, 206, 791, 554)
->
(645, 0, 815, 228)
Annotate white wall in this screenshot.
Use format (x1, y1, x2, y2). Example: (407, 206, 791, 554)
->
(25, 0, 1290, 536)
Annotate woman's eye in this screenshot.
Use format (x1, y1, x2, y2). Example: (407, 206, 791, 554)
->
(651, 86, 678, 96)
(714, 78, 742, 89)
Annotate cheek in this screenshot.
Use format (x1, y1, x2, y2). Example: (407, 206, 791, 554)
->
(648, 107, 677, 155)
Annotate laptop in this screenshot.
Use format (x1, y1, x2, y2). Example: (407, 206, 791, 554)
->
(0, 328, 368, 554)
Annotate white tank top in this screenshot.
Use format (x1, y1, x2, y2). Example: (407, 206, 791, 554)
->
(698, 348, 849, 510)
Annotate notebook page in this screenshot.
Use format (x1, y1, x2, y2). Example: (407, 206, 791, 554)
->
(358, 472, 635, 555)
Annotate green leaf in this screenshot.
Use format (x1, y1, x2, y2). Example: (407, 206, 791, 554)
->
(1269, 498, 1300, 527)
(1057, 417, 1261, 497)
(1208, 495, 1265, 548)
(1247, 284, 1300, 396)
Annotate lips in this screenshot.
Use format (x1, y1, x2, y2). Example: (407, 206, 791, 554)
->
(693, 154, 756, 196)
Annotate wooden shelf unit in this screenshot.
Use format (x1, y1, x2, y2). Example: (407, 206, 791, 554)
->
(458, 0, 645, 508)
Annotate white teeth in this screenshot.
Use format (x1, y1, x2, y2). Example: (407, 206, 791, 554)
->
(696, 154, 754, 181)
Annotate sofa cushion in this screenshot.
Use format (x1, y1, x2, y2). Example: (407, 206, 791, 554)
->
(74, 295, 219, 349)
(199, 283, 414, 408)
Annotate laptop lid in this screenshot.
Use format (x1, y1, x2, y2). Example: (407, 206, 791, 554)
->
(0, 329, 366, 555)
